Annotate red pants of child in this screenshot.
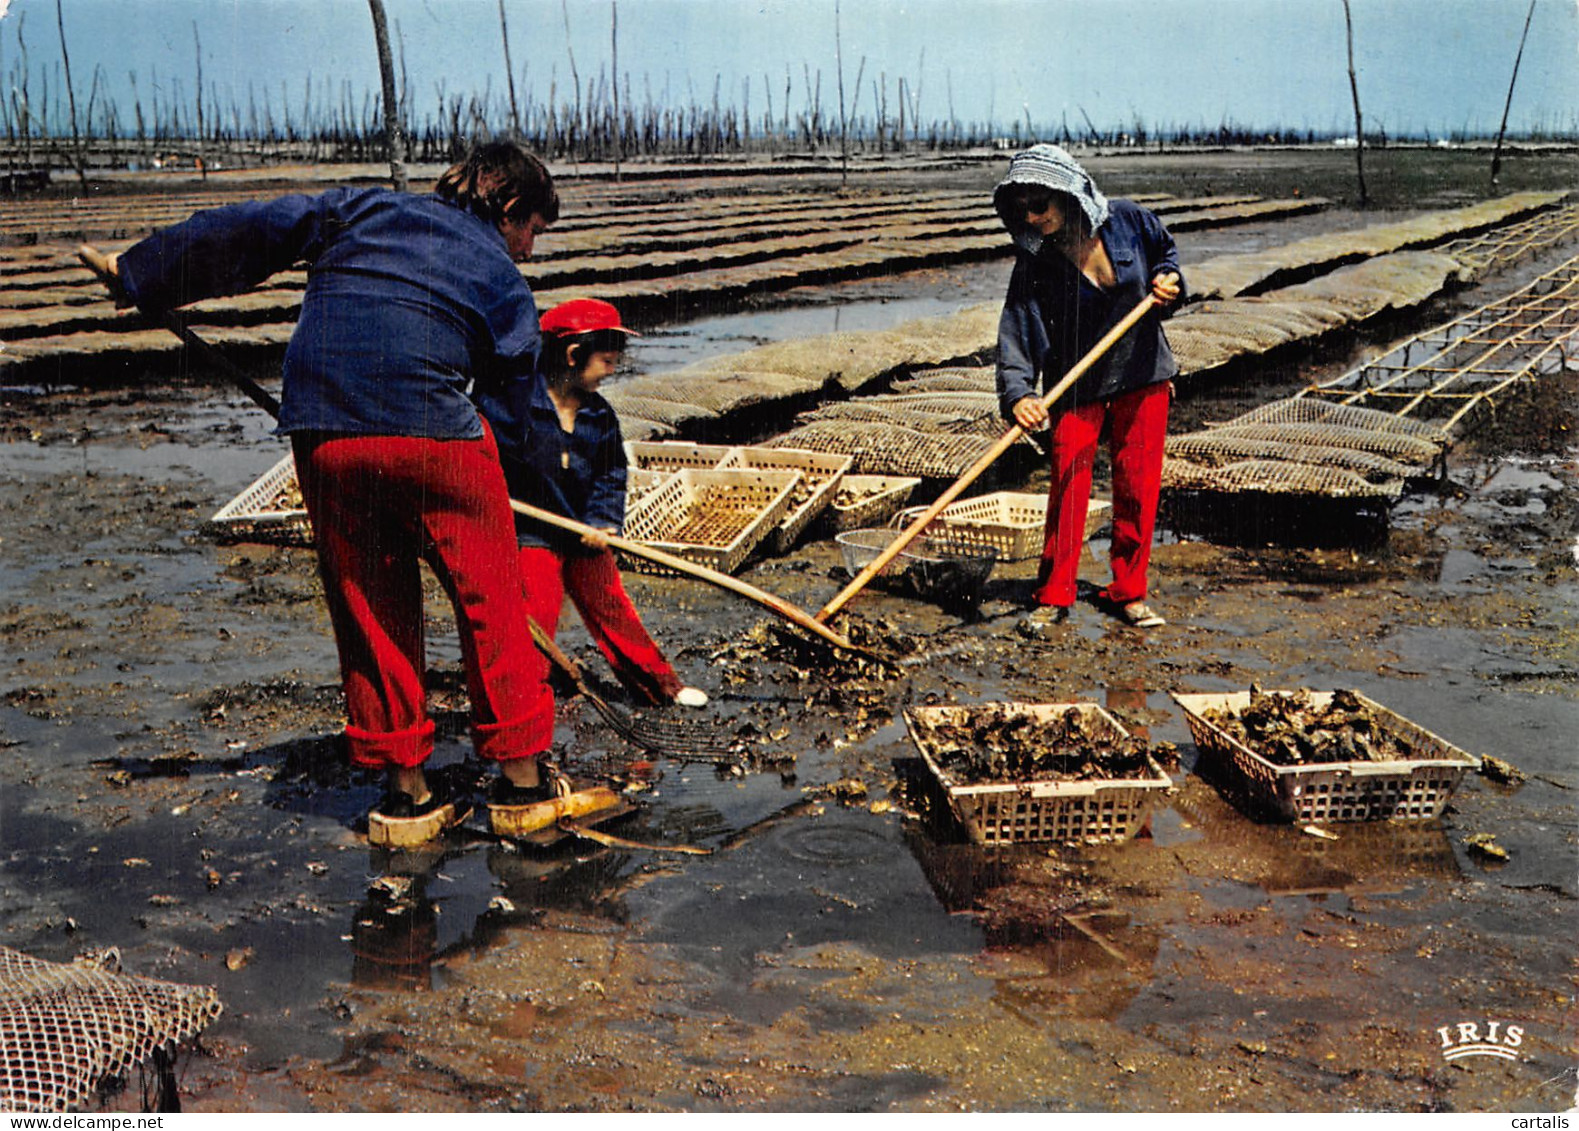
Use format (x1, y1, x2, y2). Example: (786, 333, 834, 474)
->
(1033, 380, 1171, 609)
(517, 545, 682, 706)
(292, 427, 553, 771)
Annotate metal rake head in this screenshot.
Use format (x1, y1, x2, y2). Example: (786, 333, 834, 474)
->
(581, 683, 744, 761)
(527, 618, 741, 761)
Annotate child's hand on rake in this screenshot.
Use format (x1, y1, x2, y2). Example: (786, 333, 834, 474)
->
(580, 526, 615, 552)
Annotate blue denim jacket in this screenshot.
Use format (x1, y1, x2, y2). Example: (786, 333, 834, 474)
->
(473, 374, 628, 554)
(996, 199, 1185, 419)
(118, 187, 542, 439)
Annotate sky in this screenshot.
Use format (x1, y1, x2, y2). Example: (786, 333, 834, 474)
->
(0, 0, 1575, 139)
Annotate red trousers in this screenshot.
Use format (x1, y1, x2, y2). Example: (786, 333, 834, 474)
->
(292, 427, 553, 770)
(1033, 380, 1171, 609)
(518, 545, 682, 706)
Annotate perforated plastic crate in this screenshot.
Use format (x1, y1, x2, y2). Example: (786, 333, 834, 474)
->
(626, 468, 672, 506)
(897, 492, 1111, 560)
(826, 474, 923, 531)
(621, 467, 802, 574)
(719, 445, 853, 553)
(623, 440, 737, 473)
(904, 702, 1173, 846)
(201, 453, 313, 547)
(1170, 689, 1479, 823)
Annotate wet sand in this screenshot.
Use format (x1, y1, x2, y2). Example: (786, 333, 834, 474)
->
(1, 164, 1575, 1113)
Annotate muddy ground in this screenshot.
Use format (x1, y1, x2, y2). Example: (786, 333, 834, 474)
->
(1, 158, 1576, 1114)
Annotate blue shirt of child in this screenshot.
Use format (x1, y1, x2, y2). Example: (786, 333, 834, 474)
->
(473, 373, 628, 555)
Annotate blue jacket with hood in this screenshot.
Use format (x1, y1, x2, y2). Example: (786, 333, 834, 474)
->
(993, 146, 1185, 420)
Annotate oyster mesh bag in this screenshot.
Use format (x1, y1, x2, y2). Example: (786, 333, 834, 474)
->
(770, 421, 996, 479)
(1161, 458, 1404, 498)
(0, 946, 223, 1112)
(1166, 432, 1418, 482)
(1233, 397, 1451, 444)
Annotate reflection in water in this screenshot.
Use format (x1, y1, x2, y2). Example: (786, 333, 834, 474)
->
(1259, 820, 1461, 895)
(347, 841, 642, 991)
(1170, 785, 1462, 896)
(902, 823, 1166, 1022)
(481, 842, 635, 927)
(350, 872, 439, 991)
(1104, 681, 1149, 724)
(896, 743, 1168, 1023)
(343, 796, 834, 994)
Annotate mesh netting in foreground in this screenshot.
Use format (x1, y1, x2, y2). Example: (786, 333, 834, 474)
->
(0, 946, 222, 1113)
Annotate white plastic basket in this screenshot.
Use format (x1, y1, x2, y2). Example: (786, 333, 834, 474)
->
(1171, 689, 1480, 823)
(623, 440, 737, 473)
(621, 466, 802, 574)
(719, 446, 853, 553)
(826, 474, 923, 531)
(905, 701, 1173, 845)
(897, 492, 1111, 561)
(201, 453, 312, 546)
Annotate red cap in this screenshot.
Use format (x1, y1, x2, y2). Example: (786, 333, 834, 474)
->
(539, 298, 640, 338)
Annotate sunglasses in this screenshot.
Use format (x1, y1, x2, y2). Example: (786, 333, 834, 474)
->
(1019, 189, 1058, 217)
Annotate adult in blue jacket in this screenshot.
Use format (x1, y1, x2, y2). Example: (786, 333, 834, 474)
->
(994, 144, 1185, 633)
(104, 142, 561, 843)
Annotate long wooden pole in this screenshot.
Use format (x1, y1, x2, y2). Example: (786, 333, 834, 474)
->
(1341, 0, 1367, 207)
(509, 499, 857, 651)
(77, 244, 284, 418)
(367, 0, 408, 192)
(76, 244, 855, 654)
(1490, 0, 1538, 187)
(815, 293, 1161, 623)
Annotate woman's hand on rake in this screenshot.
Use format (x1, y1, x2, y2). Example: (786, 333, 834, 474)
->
(1011, 395, 1049, 431)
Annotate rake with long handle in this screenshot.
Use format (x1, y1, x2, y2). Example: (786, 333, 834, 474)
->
(509, 500, 857, 651)
(78, 244, 857, 654)
(526, 617, 739, 760)
(815, 294, 1163, 623)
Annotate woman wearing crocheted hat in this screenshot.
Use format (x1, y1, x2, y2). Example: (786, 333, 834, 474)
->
(993, 144, 1186, 634)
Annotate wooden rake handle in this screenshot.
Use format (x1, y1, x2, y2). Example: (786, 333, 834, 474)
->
(78, 241, 858, 657)
(508, 499, 857, 652)
(815, 293, 1162, 623)
(76, 244, 284, 419)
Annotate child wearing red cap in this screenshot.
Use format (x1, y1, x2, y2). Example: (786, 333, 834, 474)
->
(473, 299, 706, 785)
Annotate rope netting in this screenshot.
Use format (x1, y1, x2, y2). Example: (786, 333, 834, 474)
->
(0, 946, 222, 1113)
(1162, 458, 1404, 498)
(628, 370, 829, 415)
(1165, 433, 1418, 482)
(889, 366, 996, 394)
(795, 399, 1002, 437)
(1199, 421, 1443, 468)
(1234, 397, 1452, 444)
(769, 420, 996, 478)
(1183, 193, 1564, 300)
(615, 416, 672, 442)
(598, 392, 706, 429)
